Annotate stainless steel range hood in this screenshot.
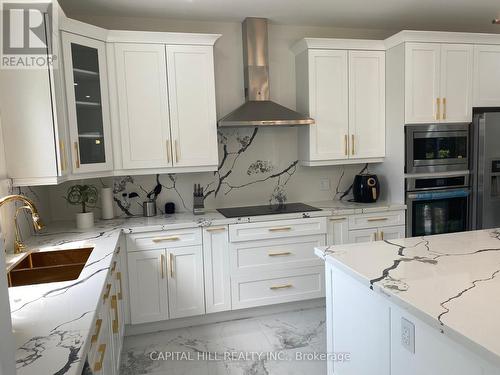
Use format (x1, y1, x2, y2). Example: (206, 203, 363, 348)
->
(218, 18, 314, 127)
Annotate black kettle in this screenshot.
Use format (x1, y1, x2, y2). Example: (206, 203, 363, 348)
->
(353, 173, 380, 203)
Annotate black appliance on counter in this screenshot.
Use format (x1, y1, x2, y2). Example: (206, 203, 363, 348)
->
(352, 173, 380, 203)
(217, 202, 321, 218)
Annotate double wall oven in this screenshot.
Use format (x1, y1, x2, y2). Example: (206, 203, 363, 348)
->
(405, 123, 471, 237)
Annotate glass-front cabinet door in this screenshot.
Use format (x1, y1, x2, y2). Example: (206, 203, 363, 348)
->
(62, 32, 113, 173)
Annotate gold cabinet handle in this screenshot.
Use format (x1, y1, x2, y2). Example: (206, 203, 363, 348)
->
(367, 217, 389, 222)
(443, 98, 447, 120)
(380, 231, 384, 240)
(152, 236, 180, 243)
(436, 98, 441, 120)
(268, 226, 292, 232)
(111, 261, 117, 272)
(91, 319, 102, 345)
(268, 251, 292, 257)
(74, 141, 80, 168)
(351, 134, 355, 155)
(116, 272, 123, 300)
(111, 295, 119, 334)
(59, 140, 66, 172)
(169, 253, 174, 278)
(329, 217, 347, 222)
(94, 344, 106, 372)
(103, 283, 111, 300)
(174, 139, 180, 163)
(344, 134, 348, 156)
(270, 284, 293, 290)
(206, 227, 226, 233)
(160, 254, 165, 279)
(166, 139, 171, 163)
(373, 232, 378, 241)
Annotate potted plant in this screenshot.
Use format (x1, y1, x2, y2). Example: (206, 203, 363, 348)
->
(65, 184, 98, 229)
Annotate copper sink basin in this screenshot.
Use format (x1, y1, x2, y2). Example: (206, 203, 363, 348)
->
(8, 247, 93, 287)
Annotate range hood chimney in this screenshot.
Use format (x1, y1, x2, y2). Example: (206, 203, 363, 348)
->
(218, 18, 314, 127)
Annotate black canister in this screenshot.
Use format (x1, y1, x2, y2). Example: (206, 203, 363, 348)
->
(352, 174, 380, 203)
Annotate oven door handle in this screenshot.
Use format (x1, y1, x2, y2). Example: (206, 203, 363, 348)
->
(407, 189, 470, 201)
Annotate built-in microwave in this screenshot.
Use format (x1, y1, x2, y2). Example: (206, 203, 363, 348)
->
(405, 123, 470, 174)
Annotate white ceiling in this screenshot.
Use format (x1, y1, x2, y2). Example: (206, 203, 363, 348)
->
(60, 0, 500, 33)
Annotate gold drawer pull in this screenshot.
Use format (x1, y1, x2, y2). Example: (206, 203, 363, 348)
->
(436, 98, 441, 120)
(174, 139, 180, 163)
(206, 227, 226, 233)
(166, 139, 171, 163)
(351, 134, 355, 155)
(94, 344, 106, 372)
(116, 272, 123, 300)
(270, 284, 293, 290)
(152, 236, 180, 243)
(442, 98, 447, 120)
(59, 140, 66, 172)
(329, 217, 347, 221)
(160, 254, 165, 279)
(268, 227, 292, 232)
(111, 261, 117, 272)
(169, 253, 174, 278)
(103, 283, 111, 300)
(367, 217, 389, 222)
(91, 319, 102, 345)
(74, 141, 80, 168)
(344, 134, 348, 156)
(380, 231, 385, 240)
(111, 295, 119, 334)
(268, 252, 292, 257)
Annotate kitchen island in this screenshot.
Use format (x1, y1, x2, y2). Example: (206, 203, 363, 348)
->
(315, 229, 500, 375)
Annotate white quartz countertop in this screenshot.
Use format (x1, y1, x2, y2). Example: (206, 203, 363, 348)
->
(7, 200, 404, 375)
(315, 229, 500, 367)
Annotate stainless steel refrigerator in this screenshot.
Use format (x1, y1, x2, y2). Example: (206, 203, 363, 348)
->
(471, 111, 500, 229)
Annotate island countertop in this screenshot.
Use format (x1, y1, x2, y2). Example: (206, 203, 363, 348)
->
(315, 229, 500, 367)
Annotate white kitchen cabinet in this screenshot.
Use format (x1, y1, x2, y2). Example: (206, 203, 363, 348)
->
(295, 43, 385, 166)
(166, 45, 218, 168)
(127, 250, 168, 324)
(114, 43, 172, 169)
(327, 216, 349, 245)
(348, 227, 378, 243)
(348, 50, 386, 159)
(61, 32, 114, 174)
(203, 227, 231, 313)
(378, 225, 406, 241)
(473, 45, 500, 107)
(405, 43, 473, 124)
(167, 245, 205, 319)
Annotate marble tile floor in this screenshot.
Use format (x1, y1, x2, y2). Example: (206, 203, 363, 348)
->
(119, 307, 327, 375)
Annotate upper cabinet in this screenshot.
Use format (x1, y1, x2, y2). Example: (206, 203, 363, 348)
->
(109, 38, 219, 173)
(473, 45, 500, 107)
(62, 32, 114, 174)
(295, 40, 385, 166)
(405, 43, 473, 124)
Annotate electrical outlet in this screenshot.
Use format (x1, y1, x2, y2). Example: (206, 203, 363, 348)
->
(319, 178, 330, 191)
(401, 317, 415, 354)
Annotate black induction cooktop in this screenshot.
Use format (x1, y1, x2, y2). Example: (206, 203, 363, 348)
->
(217, 203, 321, 218)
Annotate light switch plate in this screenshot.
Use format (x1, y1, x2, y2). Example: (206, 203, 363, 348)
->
(319, 178, 330, 191)
(401, 317, 415, 354)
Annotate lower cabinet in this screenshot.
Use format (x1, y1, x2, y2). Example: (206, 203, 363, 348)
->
(327, 216, 349, 245)
(127, 244, 205, 324)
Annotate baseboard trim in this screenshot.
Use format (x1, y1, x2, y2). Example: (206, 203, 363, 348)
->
(125, 298, 326, 337)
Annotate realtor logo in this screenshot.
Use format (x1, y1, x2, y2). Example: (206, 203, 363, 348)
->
(1, 1, 57, 68)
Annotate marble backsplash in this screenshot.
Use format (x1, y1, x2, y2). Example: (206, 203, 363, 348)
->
(19, 127, 367, 225)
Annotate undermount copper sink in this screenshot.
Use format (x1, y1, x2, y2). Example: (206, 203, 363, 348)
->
(8, 247, 93, 287)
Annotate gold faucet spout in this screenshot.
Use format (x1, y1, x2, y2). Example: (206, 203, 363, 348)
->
(0, 195, 45, 253)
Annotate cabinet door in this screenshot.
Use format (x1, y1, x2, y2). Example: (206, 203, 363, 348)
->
(203, 227, 231, 313)
(61, 32, 113, 174)
(440, 44, 473, 123)
(405, 43, 441, 124)
(348, 50, 385, 159)
(166, 45, 218, 168)
(348, 228, 378, 244)
(473, 45, 500, 107)
(307, 50, 349, 161)
(127, 250, 168, 324)
(378, 225, 406, 241)
(327, 217, 349, 245)
(167, 245, 205, 319)
(114, 43, 172, 169)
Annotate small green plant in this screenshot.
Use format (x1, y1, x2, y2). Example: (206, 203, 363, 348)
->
(65, 184, 98, 213)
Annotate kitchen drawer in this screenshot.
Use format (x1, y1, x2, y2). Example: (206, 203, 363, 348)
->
(230, 235, 325, 274)
(348, 210, 405, 230)
(229, 217, 327, 242)
(231, 266, 324, 310)
(126, 228, 202, 251)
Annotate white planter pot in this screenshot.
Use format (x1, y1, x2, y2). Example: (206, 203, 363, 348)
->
(76, 212, 94, 230)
